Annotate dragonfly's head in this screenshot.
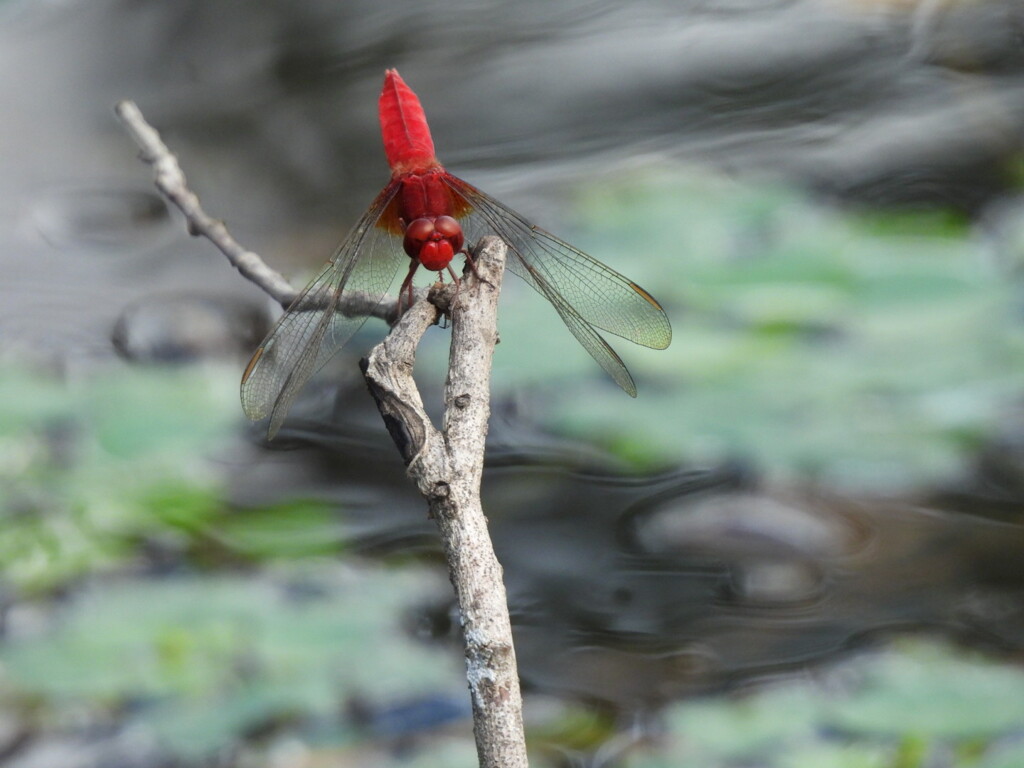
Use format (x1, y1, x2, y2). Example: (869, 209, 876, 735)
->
(403, 215, 464, 271)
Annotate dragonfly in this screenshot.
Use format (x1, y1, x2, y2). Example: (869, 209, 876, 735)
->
(242, 69, 672, 438)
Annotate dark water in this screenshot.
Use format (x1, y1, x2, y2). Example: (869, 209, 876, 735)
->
(231, 381, 1024, 714)
(3, 0, 1024, 764)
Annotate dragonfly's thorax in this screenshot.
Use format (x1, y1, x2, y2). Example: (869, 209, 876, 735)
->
(403, 215, 464, 271)
(397, 172, 464, 270)
(397, 171, 453, 221)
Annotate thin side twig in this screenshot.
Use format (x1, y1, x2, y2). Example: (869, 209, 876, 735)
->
(115, 100, 295, 306)
(114, 99, 418, 323)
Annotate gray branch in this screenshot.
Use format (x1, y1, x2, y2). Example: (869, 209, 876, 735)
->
(117, 102, 528, 767)
(363, 238, 528, 768)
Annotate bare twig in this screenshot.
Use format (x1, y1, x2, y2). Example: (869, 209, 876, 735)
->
(363, 238, 527, 768)
(114, 99, 418, 323)
(115, 100, 296, 306)
(117, 102, 528, 767)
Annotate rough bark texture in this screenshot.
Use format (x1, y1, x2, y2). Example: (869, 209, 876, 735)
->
(362, 239, 528, 768)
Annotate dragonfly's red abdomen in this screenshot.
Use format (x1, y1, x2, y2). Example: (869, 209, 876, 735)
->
(379, 69, 439, 176)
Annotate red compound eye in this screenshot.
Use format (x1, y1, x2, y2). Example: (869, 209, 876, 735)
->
(403, 217, 435, 258)
(434, 215, 464, 253)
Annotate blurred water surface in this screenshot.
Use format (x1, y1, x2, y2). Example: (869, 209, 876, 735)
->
(3, 0, 1023, 357)
(2, 0, 1024, 766)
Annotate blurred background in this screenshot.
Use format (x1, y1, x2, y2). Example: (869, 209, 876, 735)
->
(2, 0, 1024, 766)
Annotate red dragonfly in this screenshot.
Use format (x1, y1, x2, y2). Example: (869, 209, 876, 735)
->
(242, 69, 672, 437)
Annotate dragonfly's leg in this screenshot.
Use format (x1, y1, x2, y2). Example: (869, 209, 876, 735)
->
(446, 265, 464, 305)
(463, 249, 483, 280)
(397, 259, 419, 316)
(462, 247, 494, 287)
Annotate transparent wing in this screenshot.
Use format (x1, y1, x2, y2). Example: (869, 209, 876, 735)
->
(442, 174, 672, 395)
(241, 181, 404, 437)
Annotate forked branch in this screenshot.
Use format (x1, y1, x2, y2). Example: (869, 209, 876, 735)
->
(116, 101, 528, 768)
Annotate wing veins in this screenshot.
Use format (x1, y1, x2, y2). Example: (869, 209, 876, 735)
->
(444, 178, 640, 394)
(443, 176, 671, 350)
(241, 182, 403, 436)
